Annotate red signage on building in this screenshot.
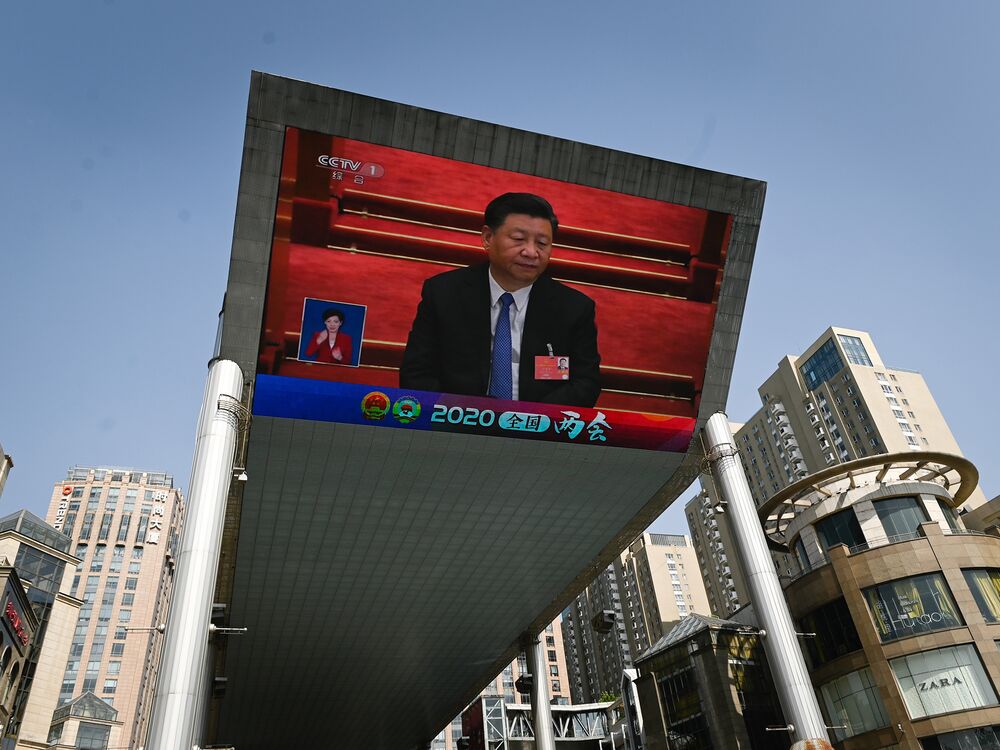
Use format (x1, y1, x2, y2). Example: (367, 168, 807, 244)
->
(5, 599, 28, 646)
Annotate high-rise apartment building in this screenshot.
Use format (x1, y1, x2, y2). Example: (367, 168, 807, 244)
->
(561, 533, 709, 704)
(44, 467, 183, 750)
(0, 511, 81, 750)
(688, 326, 988, 617)
(685, 474, 749, 619)
(430, 615, 572, 750)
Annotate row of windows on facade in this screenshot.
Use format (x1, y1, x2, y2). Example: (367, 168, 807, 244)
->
(60, 620, 133, 699)
(63, 506, 169, 548)
(69, 544, 144, 583)
(819, 642, 1000, 743)
(797, 335, 873, 392)
(653, 608, 1000, 749)
(59, 556, 149, 706)
(791, 363, 922, 468)
(795, 495, 959, 568)
(47, 721, 111, 749)
(66, 486, 172, 518)
(803, 568, 1000, 663)
(65, 468, 172, 485)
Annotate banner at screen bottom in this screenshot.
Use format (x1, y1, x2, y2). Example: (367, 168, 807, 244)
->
(253, 374, 695, 452)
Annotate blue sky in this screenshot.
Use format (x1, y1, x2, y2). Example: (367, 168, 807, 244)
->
(2, 1, 996, 535)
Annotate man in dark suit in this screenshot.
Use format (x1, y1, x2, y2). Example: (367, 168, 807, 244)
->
(400, 193, 601, 407)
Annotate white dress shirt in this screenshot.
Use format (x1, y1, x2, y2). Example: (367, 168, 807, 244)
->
(488, 269, 533, 400)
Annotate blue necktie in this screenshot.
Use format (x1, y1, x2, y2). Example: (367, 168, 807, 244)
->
(489, 292, 514, 400)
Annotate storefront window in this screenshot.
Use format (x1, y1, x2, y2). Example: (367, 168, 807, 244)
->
(891, 644, 998, 720)
(816, 509, 866, 554)
(921, 724, 1000, 749)
(799, 598, 862, 665)
(818, 667, 889, 742)
(873, 496, 928, 539)
(863, 573, 963, 642)
(964, 569, 1000, 623)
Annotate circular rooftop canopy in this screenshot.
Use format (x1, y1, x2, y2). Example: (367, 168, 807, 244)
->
(758, 451, 979, 546)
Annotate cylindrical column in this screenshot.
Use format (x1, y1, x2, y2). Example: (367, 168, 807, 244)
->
(523, 636, 556, 750)
(704, 413, 832, 750)
(146, 360, 245, 750)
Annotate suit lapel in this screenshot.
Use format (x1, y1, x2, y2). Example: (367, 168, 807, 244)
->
(520, 276, 552, 395)
(462, 264, 493, 392)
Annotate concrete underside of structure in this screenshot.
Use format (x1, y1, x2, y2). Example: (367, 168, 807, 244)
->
(217, 419, 694, 748)
(207, 72, 763, 750)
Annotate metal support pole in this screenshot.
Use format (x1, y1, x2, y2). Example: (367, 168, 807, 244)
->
(523, 635, 556, 750)
(146, 360, 245, 750)
(703, 414, 832, 750)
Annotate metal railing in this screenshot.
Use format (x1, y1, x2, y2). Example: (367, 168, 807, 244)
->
(943, 528, 995, 538)
(782, 527, 1000, 588)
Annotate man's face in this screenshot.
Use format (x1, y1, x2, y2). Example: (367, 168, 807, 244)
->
(482, 213, 553, 291)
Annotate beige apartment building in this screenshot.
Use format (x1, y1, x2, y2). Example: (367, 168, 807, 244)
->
(687, 326, 988, 617)
(431, 615, 572, 750)
(562, 533, 709, 704)
(0, 511, 81, 750)
(44, 467, 183, 750)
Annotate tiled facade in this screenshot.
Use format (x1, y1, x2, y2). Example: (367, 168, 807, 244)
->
(44, 467, 183, 750)
(761, 454, 1000, 749)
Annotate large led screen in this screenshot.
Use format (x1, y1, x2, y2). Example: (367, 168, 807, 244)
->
(253, 127, 733, 451)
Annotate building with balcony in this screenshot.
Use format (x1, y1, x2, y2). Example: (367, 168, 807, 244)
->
(562, 535, 710, 705)
(687, 327, 988, 617)
(759, 452, 1000, 750)
(43, 467, 183, 750)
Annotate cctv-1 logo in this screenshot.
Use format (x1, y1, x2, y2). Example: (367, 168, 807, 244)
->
(317, 155, 384, 178)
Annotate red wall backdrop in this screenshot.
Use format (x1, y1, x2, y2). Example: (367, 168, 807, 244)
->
(258, 127, 732, 420)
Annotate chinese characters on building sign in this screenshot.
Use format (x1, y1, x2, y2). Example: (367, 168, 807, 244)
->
(146, 491, 168, 545)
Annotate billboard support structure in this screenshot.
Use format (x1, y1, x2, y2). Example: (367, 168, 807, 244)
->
(206, 72, 765, 749)
(703, 413, 832, 750)
(523, 633, 556, 750)
(146, 359, 245, 750)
